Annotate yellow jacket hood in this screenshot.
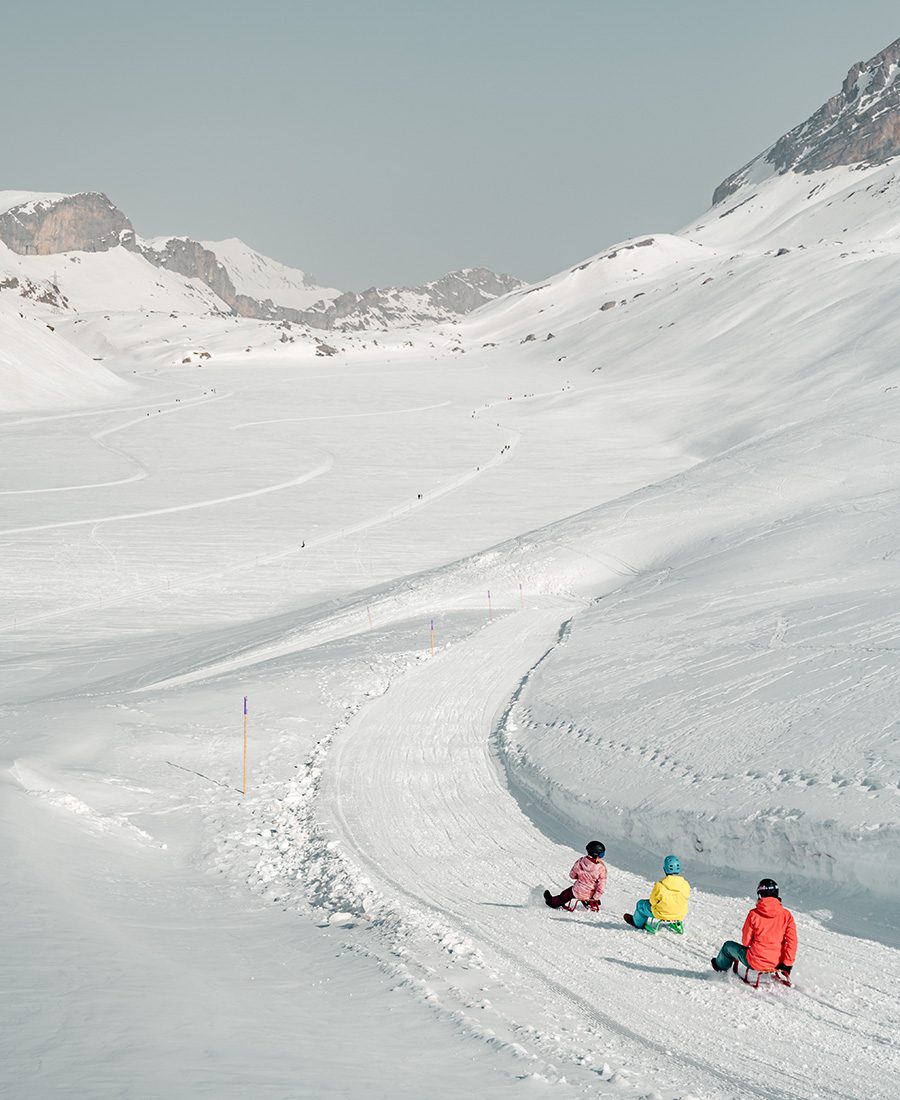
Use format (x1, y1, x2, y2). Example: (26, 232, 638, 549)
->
(649, 874, 691, 921)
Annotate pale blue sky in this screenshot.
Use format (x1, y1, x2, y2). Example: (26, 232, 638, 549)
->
(2, 2, 898, 288)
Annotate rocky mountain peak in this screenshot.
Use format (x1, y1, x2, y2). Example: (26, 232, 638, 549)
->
(0, 190, 523, 329)
(0, 191, 132, 254)
(714, 35, 900, 204)
(297, 268, 525, 331)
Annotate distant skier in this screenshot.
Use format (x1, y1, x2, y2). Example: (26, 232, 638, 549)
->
(623, 854, 691, 930)
(710, 878, 797, 976)
(544, 841, 607, 911)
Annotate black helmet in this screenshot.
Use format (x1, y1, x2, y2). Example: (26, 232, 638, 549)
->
(757, 878, 780, 899)
(586, 841, 606, 859)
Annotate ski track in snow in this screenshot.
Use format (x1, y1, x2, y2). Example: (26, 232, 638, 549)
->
(294, 606, 900, 1100)
(0, 388, 225, 496)
(231, 399, 452, 429)
(0, 456, 334, 536)
(0, 394, 520, 637)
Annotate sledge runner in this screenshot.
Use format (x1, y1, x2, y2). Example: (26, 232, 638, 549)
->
(623, 854, 691, 933)
(710, 878, 797, 981)
(544, 841, 607, 911)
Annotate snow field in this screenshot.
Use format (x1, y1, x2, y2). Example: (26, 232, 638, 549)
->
(0, 300, 129, 412)
(290, 606, 898, 1099)
(6, 153, 900, 1096)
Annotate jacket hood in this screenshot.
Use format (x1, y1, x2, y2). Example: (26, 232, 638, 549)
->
(754, 896, 783, 916)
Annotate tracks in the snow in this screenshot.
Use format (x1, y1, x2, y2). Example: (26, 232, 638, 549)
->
(315, 606, 900, 1100)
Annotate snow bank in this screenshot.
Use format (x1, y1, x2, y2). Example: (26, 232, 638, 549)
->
(0, 305, 127, 411)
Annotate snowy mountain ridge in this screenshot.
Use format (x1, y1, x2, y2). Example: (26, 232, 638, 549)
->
(199, 236, 341, 312)
(0, 189, 522, 330)
(714, 34, 900, 203)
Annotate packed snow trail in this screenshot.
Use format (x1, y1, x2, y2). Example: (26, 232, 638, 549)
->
(321, 606, 900, 1099)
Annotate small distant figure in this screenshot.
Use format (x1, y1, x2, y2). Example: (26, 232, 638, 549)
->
(543, 841, 607, 912)
(623, 854, 690, 934)
(417, 493, 423, 500)
(301, 541, 305, 549)
(710, 878, 797, 979)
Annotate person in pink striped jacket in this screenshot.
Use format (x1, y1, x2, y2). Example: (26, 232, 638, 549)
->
(544, 841, 607, 911)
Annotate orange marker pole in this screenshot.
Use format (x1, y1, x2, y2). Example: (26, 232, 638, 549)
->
(243, 695, 248, 797)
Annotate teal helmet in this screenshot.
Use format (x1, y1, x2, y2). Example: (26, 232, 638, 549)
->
(663, 855, 681, 875)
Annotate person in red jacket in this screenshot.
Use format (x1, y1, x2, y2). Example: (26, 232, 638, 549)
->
(711, 878, 797, 976)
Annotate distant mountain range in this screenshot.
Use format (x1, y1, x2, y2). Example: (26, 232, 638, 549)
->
(6, 33, 900, 413)
(0, 190, 523, 330)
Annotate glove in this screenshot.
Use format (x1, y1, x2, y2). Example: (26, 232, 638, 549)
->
(777, 964, 792, 975)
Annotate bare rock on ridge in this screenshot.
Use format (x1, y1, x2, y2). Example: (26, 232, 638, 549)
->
(0, 191, 524, 329)
(0, 192, 133, 255)
(137, 236, 265, 318)
(300, 268, 524, 331)
(714, 36, 900, 204)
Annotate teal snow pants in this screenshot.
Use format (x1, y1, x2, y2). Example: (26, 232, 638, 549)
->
(714, 940, 748, 971)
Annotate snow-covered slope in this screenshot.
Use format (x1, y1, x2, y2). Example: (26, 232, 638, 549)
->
(442, 68, 900, 924)
(0, 190, 521, 333)
(6, 34, 900, 1100)
(201, 237, 340, 311)
(0, 238, 225, 317)
(5, 311, 896, 1096)
(0, 299, 127, 410)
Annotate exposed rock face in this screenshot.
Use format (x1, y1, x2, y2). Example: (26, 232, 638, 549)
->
(299, 268, 524, 331)
(133, 244, 522, 329)
(0, 275, 69, 308)
(0, 192, 132, 254)
(424, 268, 523, 314)
(0, 191, 523, 328)
(714, 36, 900, 204)
(135, 236, 264, 318)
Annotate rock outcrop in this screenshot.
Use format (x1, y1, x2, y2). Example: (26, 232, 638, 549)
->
(714, 36, 900, 204)
(0, 191, 522, 328)
(299, 268, 524, 331)
(135, 236, 266, 318)
(0, 192, 132, 255)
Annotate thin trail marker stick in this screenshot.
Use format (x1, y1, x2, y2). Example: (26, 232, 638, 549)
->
(488, 590, 493, 621)
(166, 760, 241, 794)
(519, 581, 524, 609)
(243, 695, 248, 797)
(430, 618, 435, 656)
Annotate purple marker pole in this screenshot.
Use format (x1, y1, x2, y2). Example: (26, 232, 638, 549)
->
(242, 695, 248, 796)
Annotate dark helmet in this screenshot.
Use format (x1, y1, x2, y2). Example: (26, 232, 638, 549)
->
(757, 878, 780, 899)
(663, 854, 681, 876)
(586, 841, 606, 859)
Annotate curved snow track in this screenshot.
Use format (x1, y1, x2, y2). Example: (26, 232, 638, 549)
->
(320, 606, 900, 1099)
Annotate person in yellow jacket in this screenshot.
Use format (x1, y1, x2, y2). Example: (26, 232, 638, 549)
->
(623, 854, 691, 930)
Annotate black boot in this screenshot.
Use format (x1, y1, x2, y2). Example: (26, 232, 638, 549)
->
(623, 913, 636, 927)
(543, 890, 554, 908)
(710, 957, 725, 972)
